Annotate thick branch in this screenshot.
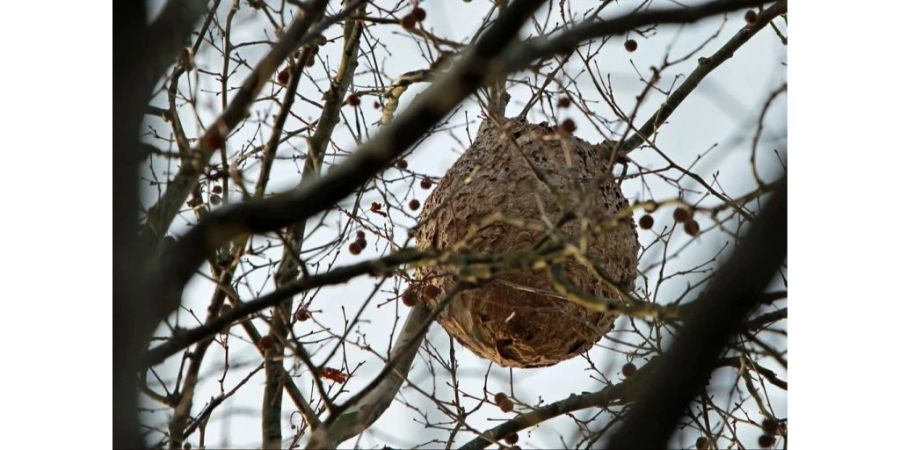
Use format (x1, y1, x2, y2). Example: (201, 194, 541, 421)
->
(113, 1, 206, 448)
(498, 0, 779, 77)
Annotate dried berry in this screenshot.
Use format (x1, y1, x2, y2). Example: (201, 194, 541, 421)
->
(557, 96, 571, 108)
(401, 290, 417, 307)
(409, 199, 421, 210)
(211, 185, 223, 194)
(745, 9, 758, 24)
(373, 101, 381, 109)
(684, 219, 700, 236)
(370, 202, 382, 211)
(411, 7, 427, 22)
(498, 397, 514, 413)
(622, 362, 637, 377)
(356, 238, 367, 250)
(258, 335, 275, 351)
(346, 93, 360, 107)
(315, 34, 327, 46)
(504, 432, 519, 444)
(420, 178, 432, 189)
(758, 434, 776, 448)
(320, 367, 348, 383)
(277, 68, 290, 85)
(762, 418, 779, 435)
(205, 129, 225, 150)
(210, 194, 221, 205)
(356, 230, 366, 240)
(560, 118, 576, 134)
(673, 207, 691, 223)
(396, 159, 409, 170)
(638, 214, 654, 230)
(695, 436, 710, 450)
(423, 284, 441, 299)
(294, 307, 311, 321)
(400, 13, 417, 30)
(625, 39, 638, 52)
(348, 241, 362, 255)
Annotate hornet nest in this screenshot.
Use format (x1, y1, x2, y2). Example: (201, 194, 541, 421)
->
(412, 117, 639, 368)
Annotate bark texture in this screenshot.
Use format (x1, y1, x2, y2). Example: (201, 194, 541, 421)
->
(414, 118, 638, 367)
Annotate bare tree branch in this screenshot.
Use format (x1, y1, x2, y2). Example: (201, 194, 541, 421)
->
(147, 0, 549, 355)
(619, 0, 788, 154)
(607, 177, 786, 448)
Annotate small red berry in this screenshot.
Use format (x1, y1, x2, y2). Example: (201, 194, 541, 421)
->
(348, 241, 362, 255)
(420, 178, 432, 189)
(401, 290, 417, 307)
(560, 118, 576, 134)
(205, 129, 225, 150)
(315, 35, 327, 46)
(409, 199, 420, 210)
(370, 202, 382, 211)
(504, 433, 519, 444)
(211, 185, 223, 194)
(557, 96, 572, 108)
(346, 93, 360, 107)
(622, 362, 637, 378)
(258, 335, 275, 351)
(758, 434, 776, 448)
(745, 10, 758, 25)
(411, 7, 427, 22)
(294, 307, 311, 321)
(356, 230, 365, 240)
(277, 68, 290, 85)
(373, 101, 381, 109)
(625, 39, 638, 52)
(396, 159, 408, 170)
(356, 238, 367, 250)
(638, 214, 654, 230)
(684, 219, 700, 236)
(400, 14, 417, 30)
(762, 418, 779, 435)
(673, 207, 691, 223)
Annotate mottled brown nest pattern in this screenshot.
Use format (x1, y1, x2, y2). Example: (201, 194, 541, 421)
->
(413, 117, 639, 368)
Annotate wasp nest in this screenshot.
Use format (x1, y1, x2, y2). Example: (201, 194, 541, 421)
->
(412, 118, 639, 368)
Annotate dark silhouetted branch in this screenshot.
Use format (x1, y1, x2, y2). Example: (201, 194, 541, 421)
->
(607, 177, 786, 448)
